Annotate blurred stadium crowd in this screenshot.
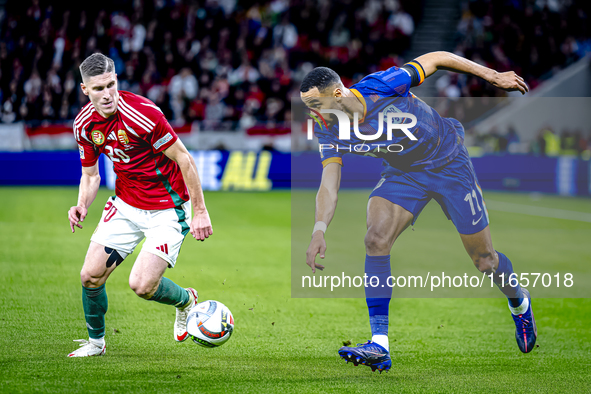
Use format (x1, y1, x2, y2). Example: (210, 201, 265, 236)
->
(464, 124, 591, 158)
(437, 0, 590, 98)
(0, 0, 590, 154)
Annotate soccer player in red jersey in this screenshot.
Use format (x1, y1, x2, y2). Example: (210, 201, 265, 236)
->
(67, 53, 210, 357)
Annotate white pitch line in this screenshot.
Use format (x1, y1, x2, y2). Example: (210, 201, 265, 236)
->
(485, 200, 591, 223)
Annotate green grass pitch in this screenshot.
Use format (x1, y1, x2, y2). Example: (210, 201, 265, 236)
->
(0, 187, 590, 393)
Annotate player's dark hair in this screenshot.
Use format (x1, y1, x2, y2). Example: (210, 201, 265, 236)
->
(79, 53, 115, 81)
(300, 67, 341, 93)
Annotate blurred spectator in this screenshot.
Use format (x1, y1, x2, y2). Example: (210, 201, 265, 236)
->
(2, 100, 16, 123)
(23, 70, 42, 101)
(228, 58, 261, 86)
(169, 67, 199, 122)
(506, 125, 520, 152)
(560, 130, 578, 156)
(204, 92, 226, 122)
(273, 14, 298, 49)
(538, 128, 561, 156)
(575, 130, 588, 156)
(386, 4, 415, 51)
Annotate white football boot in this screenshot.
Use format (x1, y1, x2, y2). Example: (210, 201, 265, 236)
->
(67, 339, 106, 357)
(174, 288, 199, 342)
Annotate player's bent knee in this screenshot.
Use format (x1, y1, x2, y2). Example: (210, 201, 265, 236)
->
(129, 278, 158, 299)
(80, 268, 104, 288)
(472, 252, 496, 273)
(364, 230, 391, 255)
(130, 284, 155, 299)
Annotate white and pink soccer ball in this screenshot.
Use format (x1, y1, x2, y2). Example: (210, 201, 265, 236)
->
(186, 300, 234, 347)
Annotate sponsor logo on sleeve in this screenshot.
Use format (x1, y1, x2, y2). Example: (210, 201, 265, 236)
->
(153, 132, 173, 150)
(78, 144, 85, 159)
(91, 130, 105, 145)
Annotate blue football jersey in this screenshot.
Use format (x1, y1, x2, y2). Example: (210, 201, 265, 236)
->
(316, 64, 464, 172)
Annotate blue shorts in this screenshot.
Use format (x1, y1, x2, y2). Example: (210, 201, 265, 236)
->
(369, 146, 489, 235)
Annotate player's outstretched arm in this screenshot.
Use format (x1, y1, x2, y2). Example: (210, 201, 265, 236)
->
(307, 162, 342, 273)
(68, 163, 101, 233)
(414, 51, 529, 94)
(163, 139, 212, 241)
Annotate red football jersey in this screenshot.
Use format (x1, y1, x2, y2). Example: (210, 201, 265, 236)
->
(73, 91, 190, 210)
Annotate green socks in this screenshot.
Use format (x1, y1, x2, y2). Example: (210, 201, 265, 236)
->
(82, 279, 187, 339)
(148, 277, 189, 308)
(82, 284, 108, 339)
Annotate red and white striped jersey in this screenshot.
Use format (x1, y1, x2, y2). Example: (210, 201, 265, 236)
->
(73, 91, 189, 210)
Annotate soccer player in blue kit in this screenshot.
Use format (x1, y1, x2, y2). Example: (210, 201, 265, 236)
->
(301, 51, 536, 372)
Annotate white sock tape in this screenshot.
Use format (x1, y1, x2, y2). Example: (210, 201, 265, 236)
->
(313, 221, 327, 235)
(509, 297, 529, 315)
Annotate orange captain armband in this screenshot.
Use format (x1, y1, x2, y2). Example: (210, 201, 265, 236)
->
(402, 61, 426, 87)
(322, 157, 343, 167)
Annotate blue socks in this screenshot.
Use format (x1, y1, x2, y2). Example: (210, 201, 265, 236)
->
(362, 252, 523, 347)
(494, 251, 524, 308)
(365, 255, 392, 339)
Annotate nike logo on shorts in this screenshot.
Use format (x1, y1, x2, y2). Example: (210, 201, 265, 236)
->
(472, 215, 483, 225)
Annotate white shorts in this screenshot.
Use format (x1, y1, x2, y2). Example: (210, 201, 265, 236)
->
(91, 196, 191, 268)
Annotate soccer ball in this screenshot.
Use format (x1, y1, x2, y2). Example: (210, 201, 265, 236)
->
(186, 300, 234, 347)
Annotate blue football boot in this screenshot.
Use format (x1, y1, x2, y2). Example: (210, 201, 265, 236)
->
(511, 288, 537, 353)
(338, 341, 392, 373)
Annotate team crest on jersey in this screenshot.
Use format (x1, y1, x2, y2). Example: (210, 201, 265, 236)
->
(382, 104, 407, 124)
(117, 130, 129, 145)
(91, 130, 105, 145)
